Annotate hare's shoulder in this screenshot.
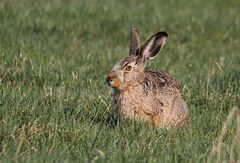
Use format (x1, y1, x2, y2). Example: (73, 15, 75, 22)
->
(144, 70, 181, 92)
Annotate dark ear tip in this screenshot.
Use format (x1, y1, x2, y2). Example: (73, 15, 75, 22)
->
(158, 31, 168, 38)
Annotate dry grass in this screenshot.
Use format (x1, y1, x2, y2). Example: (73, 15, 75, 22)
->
(208, 107, 240, 162)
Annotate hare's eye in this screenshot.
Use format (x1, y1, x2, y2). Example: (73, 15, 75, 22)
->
(124, 65, 132, 72)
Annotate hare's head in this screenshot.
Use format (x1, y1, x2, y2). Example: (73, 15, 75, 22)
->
(106, 28, 168, 90)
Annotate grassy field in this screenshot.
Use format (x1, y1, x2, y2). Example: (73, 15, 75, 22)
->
(0, 0, 240, 162)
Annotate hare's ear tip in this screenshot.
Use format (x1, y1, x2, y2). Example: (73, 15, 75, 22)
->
(159, 31, 168, 37)
(131, 27, 139, 32)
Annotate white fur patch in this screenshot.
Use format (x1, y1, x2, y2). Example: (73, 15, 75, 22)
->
(142, 36, 155, 57)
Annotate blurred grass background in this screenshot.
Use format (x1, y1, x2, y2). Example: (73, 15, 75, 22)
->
(0, 0, 239, 162)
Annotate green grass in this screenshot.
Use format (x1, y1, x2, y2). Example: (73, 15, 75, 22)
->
(0, 0, 240, 162)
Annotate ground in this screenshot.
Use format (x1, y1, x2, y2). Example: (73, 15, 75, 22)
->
(0, 0, 239, 162)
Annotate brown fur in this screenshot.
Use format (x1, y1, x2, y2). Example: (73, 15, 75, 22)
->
(106, 28, 189, 128)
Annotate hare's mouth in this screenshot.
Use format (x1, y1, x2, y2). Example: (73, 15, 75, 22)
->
(106, 77, 121, 89)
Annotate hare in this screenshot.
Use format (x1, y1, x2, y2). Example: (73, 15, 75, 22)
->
(106, 28, 188, 128)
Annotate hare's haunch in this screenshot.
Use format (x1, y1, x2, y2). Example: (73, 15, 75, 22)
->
(106, 28, 188, 127)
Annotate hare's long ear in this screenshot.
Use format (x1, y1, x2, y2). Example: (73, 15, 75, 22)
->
(139, 31, 168, 61)
(129, 27, 140, 56)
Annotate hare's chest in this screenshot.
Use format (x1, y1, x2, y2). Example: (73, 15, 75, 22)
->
(115, 88, 150, 120)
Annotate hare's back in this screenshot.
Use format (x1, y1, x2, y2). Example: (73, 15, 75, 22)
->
(144, 70, 181, 94)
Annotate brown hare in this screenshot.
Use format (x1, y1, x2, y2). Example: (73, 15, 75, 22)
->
(106, 28, 188, 128)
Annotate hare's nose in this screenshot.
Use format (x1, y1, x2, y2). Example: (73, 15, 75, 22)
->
(106, 76, 113, 85)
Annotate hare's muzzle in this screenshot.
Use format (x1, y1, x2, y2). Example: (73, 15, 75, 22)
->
(106, 76, 121, 89)
(106, 76, 113, 85)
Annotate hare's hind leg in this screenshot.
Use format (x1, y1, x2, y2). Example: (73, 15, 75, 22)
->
(172, 97, 189, 127)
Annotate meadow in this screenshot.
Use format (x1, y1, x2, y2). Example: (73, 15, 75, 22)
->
(0, 0, 239, 162)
